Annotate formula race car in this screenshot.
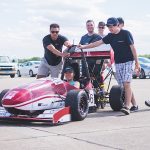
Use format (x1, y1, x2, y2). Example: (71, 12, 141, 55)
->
(0, 45, 125, 124)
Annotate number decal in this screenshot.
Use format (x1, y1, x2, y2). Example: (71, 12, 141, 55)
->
(89, 93, 94, 103)
(88, 90, 94, 104)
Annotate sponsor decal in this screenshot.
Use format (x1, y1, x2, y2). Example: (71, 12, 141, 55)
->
(38, 103, 48, 107)
(4, 91, 18, 99)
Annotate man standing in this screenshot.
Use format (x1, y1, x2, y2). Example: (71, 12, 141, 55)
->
(79, 20, 102, 76)
(117, 17, 124, 29)
(97, 21, 106, 38)
(37, 23, 72, 79)
(78, 17, 140, 115)
(80, 20, 102, 46)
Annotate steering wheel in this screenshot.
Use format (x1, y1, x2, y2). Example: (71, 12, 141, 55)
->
(67, 45, 77, 53)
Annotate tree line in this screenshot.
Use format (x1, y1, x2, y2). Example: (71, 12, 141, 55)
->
(18, 54, 150, 63)
(139, 54, 150, 59)
(18, 57, 41, 63)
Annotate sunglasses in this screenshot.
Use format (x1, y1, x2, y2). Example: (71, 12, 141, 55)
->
(51, 31, 59, 34)
(98, 26, 105, 29)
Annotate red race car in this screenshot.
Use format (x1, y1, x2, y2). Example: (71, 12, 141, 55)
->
(0, 45, 125, 124)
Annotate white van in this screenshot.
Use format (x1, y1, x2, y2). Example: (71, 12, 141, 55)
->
(0, 56, 17, 78)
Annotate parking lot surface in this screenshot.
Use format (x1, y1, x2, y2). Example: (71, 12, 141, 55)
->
(0, 76, 150, 150)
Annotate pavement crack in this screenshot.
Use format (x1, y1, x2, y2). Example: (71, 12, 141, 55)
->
(1, 125, 148, 150)
(64, 135, 124, 150)
(62, 125, 150, 135)
(25, 127, 124, 150)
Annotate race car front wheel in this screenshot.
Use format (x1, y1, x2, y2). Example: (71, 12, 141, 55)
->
(0, 89, 9, 106)
(109, 85, 125, 111)
(65, 90, 89, 121)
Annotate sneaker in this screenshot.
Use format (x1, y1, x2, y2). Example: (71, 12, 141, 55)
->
(130, 106, 138, 111)
(121, 107, 130, 115)
(145, 100, 150, 107)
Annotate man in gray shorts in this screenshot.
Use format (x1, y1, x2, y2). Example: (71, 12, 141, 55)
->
(79, 17, 141, 115)
(37, 23, 72, 79)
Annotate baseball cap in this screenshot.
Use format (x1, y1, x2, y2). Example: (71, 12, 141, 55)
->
(64, 66, 74, 73)
(106, 17, 119, 26)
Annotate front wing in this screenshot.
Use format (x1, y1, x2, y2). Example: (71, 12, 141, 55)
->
(0, 106, 71, 124)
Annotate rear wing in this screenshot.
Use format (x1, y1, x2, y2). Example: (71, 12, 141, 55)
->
(69, 44, 113, 60)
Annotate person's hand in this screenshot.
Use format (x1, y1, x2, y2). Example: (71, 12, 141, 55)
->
(134, 62, 141, 76)
(77, 44, 84, 49)
(62, 52, 70, 58)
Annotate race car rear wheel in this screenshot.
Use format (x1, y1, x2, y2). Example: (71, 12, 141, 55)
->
(0, 89, 9, 106)
(65, 90, 89, 121)
(109, 85, 125, 111)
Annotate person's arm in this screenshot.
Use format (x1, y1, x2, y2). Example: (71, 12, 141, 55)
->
(130, 44, 140, 73)
(46, 44, 68, 57)
(125, 31, 140, 73)
(78, 39, 104, 49)
(62, 41, 73, 55)
(43, 36, 66, 57)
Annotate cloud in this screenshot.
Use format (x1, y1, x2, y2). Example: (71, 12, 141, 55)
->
(0, 0, 149, 58)
(146, 14, 150, 18)
(125, 19, 150, 54)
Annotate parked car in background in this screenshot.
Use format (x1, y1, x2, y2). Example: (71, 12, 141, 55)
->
(133, 57, 150, 79)
(17, 61, 40, 77)
(0, 56, 17, 78)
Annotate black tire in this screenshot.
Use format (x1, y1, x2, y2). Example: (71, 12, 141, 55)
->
(0, 89, 9, 106)
(139, 69, 146, 79)
(10, 74, 15, 78)
(132, 75, 137, 79)
(17, 70, 21, 77)
(65, 90, 89, 121)
(29, 70, 35, 77)
(109, 85, 125, 111)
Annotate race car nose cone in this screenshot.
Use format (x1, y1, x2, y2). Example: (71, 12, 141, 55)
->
(2, 89, 32, 107)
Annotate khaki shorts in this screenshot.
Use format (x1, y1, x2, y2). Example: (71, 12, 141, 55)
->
(37, 57, 63, 78)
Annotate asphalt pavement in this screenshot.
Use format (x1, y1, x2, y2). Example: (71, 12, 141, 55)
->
(0, 76, 150, 150)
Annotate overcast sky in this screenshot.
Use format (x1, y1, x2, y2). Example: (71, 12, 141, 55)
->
(0, 0, 150, 58)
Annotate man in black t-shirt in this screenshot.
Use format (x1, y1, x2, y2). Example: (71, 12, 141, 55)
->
(79, 17, 140, 115)
(37, 23, 72, 79)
